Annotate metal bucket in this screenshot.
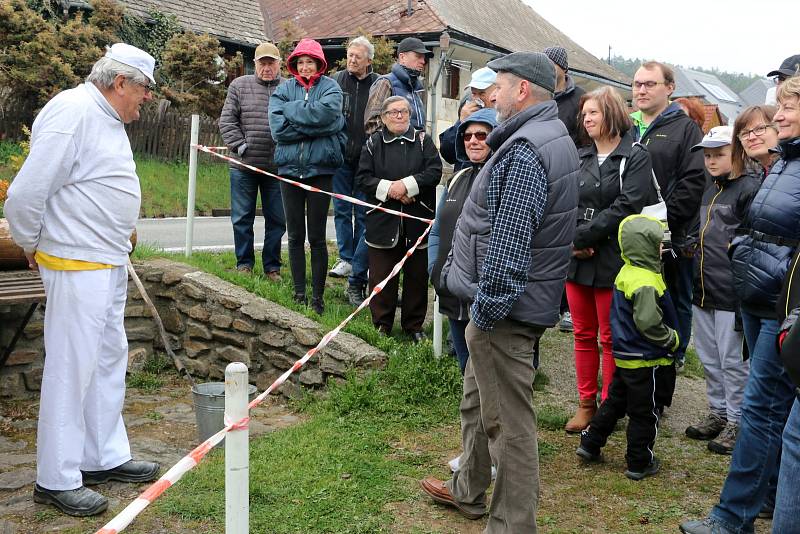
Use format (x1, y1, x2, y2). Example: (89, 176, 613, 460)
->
(191, 381, 257, 448)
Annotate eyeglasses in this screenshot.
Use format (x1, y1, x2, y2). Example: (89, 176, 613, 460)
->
(131, 79, 155, 93)
(463, 131, 488, 142)
(773, 75, 788, 85)
(383, 109, 409, 118)
(633, 81, 666, 90)
(737, 124, 775, 141)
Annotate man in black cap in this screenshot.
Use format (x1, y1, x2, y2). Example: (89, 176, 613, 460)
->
(420, 51, 579, 533)
(364, 36, 432, 134)
(543, 46, 585, 144)
(768, 53, 800, 86)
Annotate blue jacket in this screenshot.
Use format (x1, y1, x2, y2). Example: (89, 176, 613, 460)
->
(731, 137, 800, 318)
(268, 40, 346, 179)
(378, 63, 426, 130)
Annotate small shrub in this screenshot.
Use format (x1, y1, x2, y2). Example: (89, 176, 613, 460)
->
(128, 371, 164, 391)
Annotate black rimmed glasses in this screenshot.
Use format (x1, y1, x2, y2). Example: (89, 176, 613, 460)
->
(463, 131, 488, 142)
(773, 75, 788, 86)
(383, 109, 410, 118)
(633, 81, 666, 90)
(737, 124, 775, 141)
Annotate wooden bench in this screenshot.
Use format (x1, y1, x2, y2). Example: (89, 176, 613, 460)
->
(0, 270, 45, 368)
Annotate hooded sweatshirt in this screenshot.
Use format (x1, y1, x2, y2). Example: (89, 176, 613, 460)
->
(610, 214, 680, 367)
(268, 39, 346, 179)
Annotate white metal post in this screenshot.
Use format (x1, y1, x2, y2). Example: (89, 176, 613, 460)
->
(185, 113, 200, 257)
(432, 184, 444, 358)
(225, 362, 249, 534)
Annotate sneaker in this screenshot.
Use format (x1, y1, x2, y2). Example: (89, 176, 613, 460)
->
(679, 517, 729, 534)
(558, 312, 573, 333)
(347, 284, 365, 306)
(329, 259, 352, 278)
(33, 484, 108, 517)
(624, 456, 660, 481)
(576, 445, 602, 463)
(708, 422, 739, 455)
(447, 455, 496, 480)
(685, 413, 727, 441)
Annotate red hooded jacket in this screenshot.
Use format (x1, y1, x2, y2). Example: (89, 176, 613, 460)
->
(287, 38, 327, 90)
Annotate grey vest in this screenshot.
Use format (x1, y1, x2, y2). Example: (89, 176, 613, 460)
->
(442, 101, 579, 327)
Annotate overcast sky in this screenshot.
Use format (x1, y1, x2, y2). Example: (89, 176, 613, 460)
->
(526, 0, 797, 76)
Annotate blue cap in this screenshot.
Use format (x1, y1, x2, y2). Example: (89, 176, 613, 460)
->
(466, 67, 497, 90)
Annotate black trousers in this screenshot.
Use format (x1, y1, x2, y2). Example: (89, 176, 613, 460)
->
(368, 243, 427, 333)
(580, 364, 674, 471)
(280, 175, 331, 299)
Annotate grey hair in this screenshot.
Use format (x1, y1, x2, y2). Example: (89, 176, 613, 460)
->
(86, 56, 148, 89)
(380, 95, 411, 115)
(348, 36, 374, 60)
(529, 83, 553, 102)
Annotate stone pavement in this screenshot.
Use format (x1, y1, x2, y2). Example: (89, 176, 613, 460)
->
(0, 377, 300, 533)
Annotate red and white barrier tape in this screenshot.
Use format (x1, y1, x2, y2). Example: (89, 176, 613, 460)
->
(94, 223, 433, 534)
(195, 144, 434, 225)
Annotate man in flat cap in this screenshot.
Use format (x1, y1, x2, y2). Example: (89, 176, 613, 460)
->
(5, 43, 160, 517)
(219, 41, 286, 279)
(364, 36, 432, 134)
(421, 51, 579, 533)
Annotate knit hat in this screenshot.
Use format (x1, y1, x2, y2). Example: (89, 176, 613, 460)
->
(543, 46, 568, 72)
(487, 52, 556, 94)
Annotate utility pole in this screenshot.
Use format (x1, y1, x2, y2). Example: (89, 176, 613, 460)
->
(608, 45, 612, 65)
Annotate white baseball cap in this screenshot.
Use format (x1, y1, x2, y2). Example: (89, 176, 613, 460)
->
(691, 125, 733, 151)
(105, 43, 156, 85)
(466, 67, 497, 90)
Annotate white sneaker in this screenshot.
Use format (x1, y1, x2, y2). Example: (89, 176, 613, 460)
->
(329, 259, 352, 278)
(448, 455, 496, 480)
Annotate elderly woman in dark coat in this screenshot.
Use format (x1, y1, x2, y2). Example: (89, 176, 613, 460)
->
(357, 96, 442, 341)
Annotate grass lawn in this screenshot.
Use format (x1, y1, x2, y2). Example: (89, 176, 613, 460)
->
(0, 140, 233, 218)
(117, 247, 730, 534)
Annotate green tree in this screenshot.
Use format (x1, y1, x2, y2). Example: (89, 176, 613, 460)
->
(159, 32, 242, 116)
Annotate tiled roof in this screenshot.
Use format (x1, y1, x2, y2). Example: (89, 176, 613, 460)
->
(119, 0, 268, 46)
(262, 0, 629, 85)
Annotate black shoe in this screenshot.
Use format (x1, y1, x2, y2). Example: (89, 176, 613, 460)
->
(576, 445, 602, 463)
(624, 457, 660, 481)
(33, 484, 108, 516)
(347, 284, 365, 307)
(293, 293, 307, 306)
(409, 331, 427, 343)
(311, 296, 324, 315)
(82, 459, 160, 485)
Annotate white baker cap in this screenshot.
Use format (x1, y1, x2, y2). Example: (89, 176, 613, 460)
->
(105, 43, 156, 84)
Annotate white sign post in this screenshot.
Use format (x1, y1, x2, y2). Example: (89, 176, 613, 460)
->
(225, 362, 249, 534)
(185, 114, 200, 257)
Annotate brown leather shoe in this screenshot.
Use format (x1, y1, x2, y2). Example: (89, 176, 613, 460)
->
(265, 270, 282, 282)
(419, 477, 484, 520)
(565, 397, 597, 433)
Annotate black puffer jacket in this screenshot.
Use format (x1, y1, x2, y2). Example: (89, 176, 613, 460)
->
(692, 173, 760, 311)
(332, 69, 379, 165)
(731, 138, 800, 319)
(356, 127, 442, 248)
(219, 75, 282, 171)
(569, 132, 657, 288)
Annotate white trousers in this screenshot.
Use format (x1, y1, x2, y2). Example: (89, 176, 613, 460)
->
(692, 305, 750, 423)
(37, 266, 132, 490)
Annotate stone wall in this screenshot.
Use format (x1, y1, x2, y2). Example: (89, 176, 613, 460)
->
(0, 259, 386, 398)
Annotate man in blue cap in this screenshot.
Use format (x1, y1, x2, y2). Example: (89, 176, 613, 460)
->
(420, 51, 579, 533)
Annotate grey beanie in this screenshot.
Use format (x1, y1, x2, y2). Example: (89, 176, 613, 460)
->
(487, 52, 556, 94)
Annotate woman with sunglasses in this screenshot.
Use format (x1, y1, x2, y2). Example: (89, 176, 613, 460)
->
(357, 96, 441, 340)
(564, 86, 657, 433)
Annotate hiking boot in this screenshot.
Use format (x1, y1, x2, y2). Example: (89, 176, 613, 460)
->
(236, 265, 253, 274)
(624, 456, 660, 481)
(565, 397, 597, 433)
(685, 413, 726, 440)
(33, 484, 108, 517)
(708, 422, 739, 455)
(329, 259, 352, 278)
(265, 270, 282, 282)
(347, 284, 365, 306)
(558, 311, 574, 333)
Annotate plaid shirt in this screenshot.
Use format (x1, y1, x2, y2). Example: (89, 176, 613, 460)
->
(471, 139, 548, 331)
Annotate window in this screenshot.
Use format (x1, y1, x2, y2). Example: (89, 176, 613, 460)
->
(697, 81, 738, 103)
(443, 66, 460, 99)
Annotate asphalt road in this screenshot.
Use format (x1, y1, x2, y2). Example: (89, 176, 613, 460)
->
(135, 216, 337, 253)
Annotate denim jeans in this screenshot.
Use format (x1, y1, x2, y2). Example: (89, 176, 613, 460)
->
(710, 310, 795, 533)
(230, 167, 286, 272)
(449, 318, 470, 375)
(331, 164, 368, 286)
(773, 397, 800, 533)
(664, 253, 693, 358)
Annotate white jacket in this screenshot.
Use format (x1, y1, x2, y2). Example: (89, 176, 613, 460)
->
(5, 83, 140, 266)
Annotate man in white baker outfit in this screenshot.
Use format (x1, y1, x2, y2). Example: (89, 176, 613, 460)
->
(4, 43, 161, 517)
